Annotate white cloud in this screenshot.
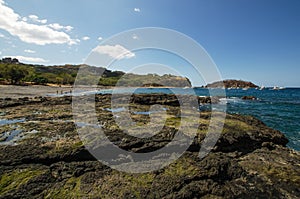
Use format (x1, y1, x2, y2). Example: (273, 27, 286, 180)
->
(24, 49, 35, 53)
(5, 55, 48, 63)
(48, 23, 73, 32)
(0, 33, 4, 38)
(64, 26, 73, 32)
(0, 0, 77, 45)
(134, 8, 141, 12)
(132, 34, 139, 40)
(28, 15, 47, 24)
(82, 36, 90, 41)
(48, 23, 63, 30)
(28, 15, 38, 20)
(98, 36, 103, 41)
(92, 44, 135, 60)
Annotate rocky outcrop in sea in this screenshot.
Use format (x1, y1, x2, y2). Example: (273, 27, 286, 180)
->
(206, 80, 259, 88)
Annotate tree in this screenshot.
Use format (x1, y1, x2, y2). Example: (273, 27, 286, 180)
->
(31, 75, 48, 85)
(1, 64, 29, 84)
(60, 73, 74, 84)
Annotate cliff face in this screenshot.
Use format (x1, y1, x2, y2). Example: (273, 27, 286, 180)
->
(206, 79, 259, 88)
(0, 95, 299, 198)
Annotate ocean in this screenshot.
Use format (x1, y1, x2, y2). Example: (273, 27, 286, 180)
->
(93, 87, 300, 151)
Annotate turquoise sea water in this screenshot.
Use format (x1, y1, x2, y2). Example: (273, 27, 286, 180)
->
(219, 88, 300, 151)
(92, 87, 300, 151)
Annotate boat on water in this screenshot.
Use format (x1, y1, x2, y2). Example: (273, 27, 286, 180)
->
(272, 86, 285, 90)
(259, 86, 265, 90)
(273, 86, 285, 90)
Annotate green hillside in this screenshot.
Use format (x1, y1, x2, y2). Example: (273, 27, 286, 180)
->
(0, 58, 191, 87)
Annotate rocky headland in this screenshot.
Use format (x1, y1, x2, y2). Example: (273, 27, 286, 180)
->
(0, 94, 299, 198)
(206, 80, 259, 88)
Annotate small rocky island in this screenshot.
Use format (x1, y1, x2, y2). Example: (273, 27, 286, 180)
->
(0, 94, 299, 198)
(206, 79, 259, 88)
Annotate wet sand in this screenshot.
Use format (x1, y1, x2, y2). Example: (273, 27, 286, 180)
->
(0, 85, 73, 99)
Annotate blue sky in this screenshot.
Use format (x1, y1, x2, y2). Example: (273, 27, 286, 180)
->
(0, 0, 299, 86)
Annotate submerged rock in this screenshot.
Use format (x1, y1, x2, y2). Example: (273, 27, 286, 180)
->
(242, 96, 257, 100)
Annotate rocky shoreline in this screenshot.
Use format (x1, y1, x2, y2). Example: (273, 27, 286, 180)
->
(0, 94, 299, 198)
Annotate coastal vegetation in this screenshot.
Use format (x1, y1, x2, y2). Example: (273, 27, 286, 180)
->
(0, 58, 191, 87)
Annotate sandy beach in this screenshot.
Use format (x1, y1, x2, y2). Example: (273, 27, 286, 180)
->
(0, 85, 73, 99)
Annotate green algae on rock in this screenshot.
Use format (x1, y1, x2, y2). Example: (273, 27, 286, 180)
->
(0, 94, 299, 198)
